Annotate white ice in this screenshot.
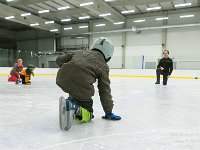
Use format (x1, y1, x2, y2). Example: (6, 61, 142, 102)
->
(1, 76, 200, 150)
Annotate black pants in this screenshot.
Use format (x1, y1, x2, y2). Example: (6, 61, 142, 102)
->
(68, 96, 93, 113)
(156, 69, 168, 85)
(20, 75, 26, 84)
(20, 75, 30, 84)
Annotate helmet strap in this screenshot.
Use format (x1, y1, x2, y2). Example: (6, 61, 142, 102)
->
(91, 49, 107, 62)
(106, 57, 111, 62)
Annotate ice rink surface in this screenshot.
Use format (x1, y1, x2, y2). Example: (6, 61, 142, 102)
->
(1, 76, 200, 150)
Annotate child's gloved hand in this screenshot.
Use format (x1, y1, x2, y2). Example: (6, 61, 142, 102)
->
(102, 112, 121, 120)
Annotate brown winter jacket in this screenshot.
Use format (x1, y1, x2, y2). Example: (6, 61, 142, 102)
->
(10, 63, 23, 75)
(56, 50, 114, 113)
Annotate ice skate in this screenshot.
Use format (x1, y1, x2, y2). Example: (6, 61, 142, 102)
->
(15, 79, 21, 84)
(59, 96, 77, 131)
(25, 81, 31, 85)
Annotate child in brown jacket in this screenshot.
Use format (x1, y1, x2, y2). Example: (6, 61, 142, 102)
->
(56, 37, 121, 131)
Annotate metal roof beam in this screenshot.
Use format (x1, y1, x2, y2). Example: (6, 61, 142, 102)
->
(127, 7, 200, 19)
(7, 0, 50, 6)
(0, 3, 62, 33)
(40, 8, 88, 20)
(110, 0, 176, 7)
(64, 0, 125, 23)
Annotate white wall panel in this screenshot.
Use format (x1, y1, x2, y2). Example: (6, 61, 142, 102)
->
(126, 30, 162, 46)
(167, 27, 200, 60)
(125, 45, 162, 69)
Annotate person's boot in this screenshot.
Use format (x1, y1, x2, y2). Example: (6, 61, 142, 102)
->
(74, 107, 93, 123)
(155, 81, 160, 84)
(15, 79, 21, 84)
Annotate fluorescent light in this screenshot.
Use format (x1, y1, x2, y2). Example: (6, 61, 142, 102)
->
(64, 27, 73, 30)
(156, 17, 168, 20)
(30, 23, 39, 26)
(121, 10, 135, 14)
(113, 22, 124, 25)
(79, 26, 88, 28)
(7, 0, 14, 2)
(76, 37, 84, 39)
(45, 21, 54, 24)
(61, 19, 71, 22)
(146, 7, 161, 11)
(180, 14, 194, 18)
(57, 6, 70, 10)
(95, 23, 106, 27)
(134, 19, 146, 23)
(38, 10, 49, 13)
(105, 0, 115, 2)
(175, 3, 191, 7)
(79, 16, 90, 20)
(99, 13, 111, 17)
(50, 29, 58, 32)
(5, 16, 14, 19)
(80, 2, 94, 6)
(21, 13, 31, 16)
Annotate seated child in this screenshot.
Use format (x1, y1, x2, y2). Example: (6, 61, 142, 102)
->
(8, 59, 23, 82)
(19, 64, 35, 85)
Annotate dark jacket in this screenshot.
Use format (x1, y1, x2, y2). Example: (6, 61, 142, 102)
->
(157, 57, 173, 75)
(56, 50, 114, 113)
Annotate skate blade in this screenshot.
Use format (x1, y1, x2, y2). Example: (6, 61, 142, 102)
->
(59, 96, 73, 131)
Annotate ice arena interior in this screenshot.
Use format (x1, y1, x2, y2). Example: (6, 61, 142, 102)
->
(1, 0, 200, 150)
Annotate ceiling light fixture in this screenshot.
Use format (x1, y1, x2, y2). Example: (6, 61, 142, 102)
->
(180, 14, 194, 18)
(5, 16, 14, 19)
(113, 22, 124, 25)
(146, 7, 161, 11)
(61, 19, 71, 22)
(95, 23, 106, 27)
(80, 2, 94, 6)
(30, 23, 39, 26)
(79, 16, 90, 19)
(64, 27, 73, 30)
(21, 13, 31, 16)
(76, 37, 84, 39)
(121, 10, 135, 14)
(79, 26, 88, 28)
(156, 17, 168, 20)
(133, 19, 146, 23)
(50, 29, 58, 32)
(45, 21, 54, 24)
(175, 3, 191, 7)
(99, 13, 111, 17)
(38, 10, 49, 13)
(57, 6, 70, 10)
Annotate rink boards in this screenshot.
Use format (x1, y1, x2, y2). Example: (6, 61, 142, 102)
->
(0, 67, 200, 79)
